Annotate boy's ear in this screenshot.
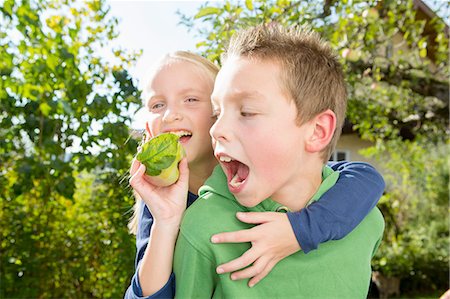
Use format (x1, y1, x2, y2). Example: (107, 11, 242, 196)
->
(305, 109, 336, 153)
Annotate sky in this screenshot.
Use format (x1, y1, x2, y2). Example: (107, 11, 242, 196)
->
(108, 1, 204, 88)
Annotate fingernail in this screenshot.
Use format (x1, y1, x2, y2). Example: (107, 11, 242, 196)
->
(236, 212, 243, 217)
(217, 267, 224, 274)
(211, 236, 218, 243)
(249, 283, 254, 288)
(230, 274, 236, 280)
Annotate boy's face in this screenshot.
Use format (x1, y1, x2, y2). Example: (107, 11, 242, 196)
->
(210, 56, 312, 207)
(145, 60, 216, 166)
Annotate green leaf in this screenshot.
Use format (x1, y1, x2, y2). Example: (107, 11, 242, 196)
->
(194, 6, 221, 19)
(419, 48, 427, 58)
(2, 0, 14, 17)
(196, 41, 207, 48)
(136, 133, 183, 176)
(245, 0, 254, 11)
(146, 155, 175, 176)
(39, 102, 52, 116)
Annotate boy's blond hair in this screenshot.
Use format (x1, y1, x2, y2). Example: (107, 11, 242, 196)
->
(223, 24, 347, 161)
(128, 51, 219, 235)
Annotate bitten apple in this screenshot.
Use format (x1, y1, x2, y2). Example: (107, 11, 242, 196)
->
(136, 132, 185, 187)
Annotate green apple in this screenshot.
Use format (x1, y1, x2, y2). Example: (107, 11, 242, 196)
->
(136, 132, 185, 187)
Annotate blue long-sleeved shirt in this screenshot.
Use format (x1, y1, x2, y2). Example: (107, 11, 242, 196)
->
(124, 161, 385, 299)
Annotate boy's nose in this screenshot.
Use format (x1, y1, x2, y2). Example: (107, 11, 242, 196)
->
(210, 114, 229, 142)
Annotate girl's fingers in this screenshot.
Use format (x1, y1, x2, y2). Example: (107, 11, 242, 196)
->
(136, 163, 146, 177)
(177, 158, 189, 185)
(247, 259, 277, 287)
(211, 228, 255, 244)
(145, 121, 153, 139)
(215, 248, 258, 274)
(130, 159, 141, 176)
(229, 255, 270, 281)
(235, 211, 277, 224)
(129, 163, 147, 191)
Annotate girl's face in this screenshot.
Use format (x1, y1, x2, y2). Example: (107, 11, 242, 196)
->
(144, 60, 216, 168)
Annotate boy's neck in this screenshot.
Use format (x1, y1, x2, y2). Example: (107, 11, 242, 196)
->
(188, 158, 218, 195)
(272, 162, 324, 212)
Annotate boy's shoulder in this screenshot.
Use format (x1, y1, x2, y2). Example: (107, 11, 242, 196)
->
(368, 206, 385, 227)
(366, 206, 385, 241)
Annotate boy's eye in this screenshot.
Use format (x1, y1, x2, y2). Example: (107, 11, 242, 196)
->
(241, 111, 256, 117)
(185, 97, 198, 103)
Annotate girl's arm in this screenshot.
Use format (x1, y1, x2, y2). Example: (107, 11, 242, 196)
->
(124, 202, 175, 299)
(289, 161, 385, 252)
(124, 159, 189, 298)
(210, 161, 385, 286)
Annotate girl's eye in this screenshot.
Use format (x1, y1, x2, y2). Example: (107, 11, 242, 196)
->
(150, 102, 165, 111)
(185, 98, 198, 103)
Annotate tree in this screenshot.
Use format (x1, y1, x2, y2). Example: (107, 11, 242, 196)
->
(1, 0, 140, 297)
(180, 0, 448, 142)
(366, 140, 449, 293)
(179, 0, 449, 294)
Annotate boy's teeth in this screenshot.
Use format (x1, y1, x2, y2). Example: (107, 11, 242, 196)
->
(230, 173, 244, 188)
(219, 156, 232, 162)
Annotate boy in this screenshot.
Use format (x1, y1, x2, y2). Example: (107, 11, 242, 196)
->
(173, 24, 384, 298)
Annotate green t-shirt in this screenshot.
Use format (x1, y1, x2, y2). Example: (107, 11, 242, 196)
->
(174, 165, 384, 299)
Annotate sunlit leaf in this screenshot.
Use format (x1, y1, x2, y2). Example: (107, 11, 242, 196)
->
(245, 0, 253, 11)
(194, 6, 221, 19)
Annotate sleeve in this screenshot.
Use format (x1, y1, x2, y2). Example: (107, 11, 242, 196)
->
(287, 161, 385, 254)
(124, 200, 175, 299)
(173, 232, 216, 298)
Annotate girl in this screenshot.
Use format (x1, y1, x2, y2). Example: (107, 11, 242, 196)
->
(125, 51, 384, 298)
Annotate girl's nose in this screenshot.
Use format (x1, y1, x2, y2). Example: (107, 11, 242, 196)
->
(163, 108, 183, 123)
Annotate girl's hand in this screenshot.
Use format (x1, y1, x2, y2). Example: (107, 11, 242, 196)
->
(129, 157, 189, 227)
(211, 212, 300, 287)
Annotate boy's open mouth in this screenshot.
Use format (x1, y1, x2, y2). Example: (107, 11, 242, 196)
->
(218, 155, 249, 191)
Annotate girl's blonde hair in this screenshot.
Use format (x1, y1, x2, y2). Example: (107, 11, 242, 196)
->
(128, 51, 219, 235)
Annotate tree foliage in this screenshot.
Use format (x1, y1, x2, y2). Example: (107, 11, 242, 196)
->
(179, 0, 449, 294)
(1, 0, 448, 297)
(1, 0, 140, 297)
(366, 140, 449, 292)
(180, 0, 448, 143)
